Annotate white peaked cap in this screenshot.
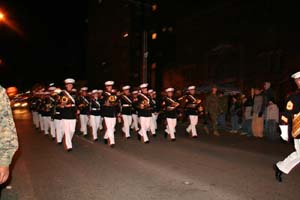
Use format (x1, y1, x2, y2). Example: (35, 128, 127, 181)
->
(71, 88, 77, 92)
(92, 89, 98, 94)
(132, 90, 138, 94)
(122, 85, 131, 90)
(80, 87, 88, 91)
(64, 78, 75, 84)
(98, 89, 103, 93)
(48, 86, 56, 91)
(291, 71, 300, 79)
(148, 89, 154, 93)
(140, 83, 148, 88)
(165, 87, 174, 92)
(105, 81, 114, 86)
(188, 85, 196, 90)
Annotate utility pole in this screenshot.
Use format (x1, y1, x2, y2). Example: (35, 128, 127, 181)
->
(142, 31, 148, 83)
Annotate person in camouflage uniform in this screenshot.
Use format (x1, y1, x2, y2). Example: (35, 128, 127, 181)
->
(204, 85, 221, 136)
(0, 85, 19, 185)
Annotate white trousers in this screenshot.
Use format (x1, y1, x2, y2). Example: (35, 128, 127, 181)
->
(32, 111, 39, 128)
(62, 119, 76, 149)
(186, 115, 198, 136)
(139, 117, 151, 142)
(79, 114, 89, 135)
(90, 115, 100, 140)
(166, 118, 177, 139)
(99, 116, 103, 130)
(42, 116, 52, 135)
(122, 114, 132, 138)
(104, 117, 116, 145)
(131, 114, 139, 131)
(150, 113, 158, 134)
(39, 114, 44, 131)
(54, 119, 63, 143)
(43, 116, 55, 138)
(277, 139, 300, 174)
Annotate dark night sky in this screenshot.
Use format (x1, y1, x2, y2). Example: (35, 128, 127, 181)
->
(0, 0, 87, 89)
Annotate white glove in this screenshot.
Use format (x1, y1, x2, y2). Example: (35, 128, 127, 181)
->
(279, 125, 289, 141)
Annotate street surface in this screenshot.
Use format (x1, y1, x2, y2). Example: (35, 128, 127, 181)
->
(1, 109, 300, 200)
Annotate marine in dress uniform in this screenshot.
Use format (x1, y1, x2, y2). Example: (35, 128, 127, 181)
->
(162, 88, 179, 141)
(29, 90, 40, 129)
(60, 78, 78, 151)
(44, 87, 57, 139)
(185, 85, 201, 138)
(120, 85, 133, 139)
(89, 89, 102, 141)
(137, 83, 154, 143)
(51, 88, 63, 144)
(102, 81, 118, 147)
(274, 71, 300, 182)
(131, 90, 140, 132)
(149, 90, 158, 136)
(78, 87, 90, 136)
(97, 89, 104, 131)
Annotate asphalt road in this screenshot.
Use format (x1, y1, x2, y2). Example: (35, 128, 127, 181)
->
(2, 109, 300, 200)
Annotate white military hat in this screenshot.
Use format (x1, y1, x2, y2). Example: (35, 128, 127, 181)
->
(165, 87, 174, 92)
(105, 81, 114, 86)
(132, 90, 138, 94)
(148, 89, 154, 93)
(122, 85, 131, 90)
(48, 86, 56, 91)
(80, 87, 88, 91)
(188, 85, 196, 90)
(71, 88, 77, 92)
(291, 71, 300, 79)
(98, 89, 103, 93)
(140, 83, 148, 88)
(44, 91, 50, 95)
(64, 78, 75, 84)
(92, 89, 98, 94)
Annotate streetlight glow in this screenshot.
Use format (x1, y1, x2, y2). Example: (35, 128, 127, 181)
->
(0, 12, 5, 21)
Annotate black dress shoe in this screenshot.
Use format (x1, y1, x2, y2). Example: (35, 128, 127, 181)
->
(67, 148, 72, 152)
(152, 134, 157, 137)
(110, 144, 115, 148)
(57, 142, 62, 145)
(144, 141, 150, 144)
(94, 138, 98, 142)
(103, 139, 108, 144)
(273, 164, 283, 182)
(126, 136, 131, 139)
(164, 132, 167, 138)
(192, 135, 198, 138)
(171, 138, 176, 142)
(138, 134, 141, 141)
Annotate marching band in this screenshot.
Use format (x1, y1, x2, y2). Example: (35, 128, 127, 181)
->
(28, 78, 222, 151)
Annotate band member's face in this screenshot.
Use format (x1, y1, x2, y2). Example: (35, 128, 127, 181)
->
(93, 93, 98, 98)
(81, 91, 87, 96)
(106, 85, 112, 92)
(65, 83, 73, 91)
(124, 89, 130, 95)
(212, 87, 217, 94)
(167, 91, 173, 97)
(141, 88, 147, 94)
(98, 92, 103, 97)
(295, 78, 300, 89)
(189, 89, 195, 95)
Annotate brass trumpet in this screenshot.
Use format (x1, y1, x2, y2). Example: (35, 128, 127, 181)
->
(292, 112, 300, 138)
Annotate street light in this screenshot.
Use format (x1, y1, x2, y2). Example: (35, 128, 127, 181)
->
(0, 11, 5, 21)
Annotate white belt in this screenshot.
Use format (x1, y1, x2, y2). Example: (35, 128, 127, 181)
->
(122, 104, 131, 107)
(55, 112, 60, 114)
(92, 108, 100, 111)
